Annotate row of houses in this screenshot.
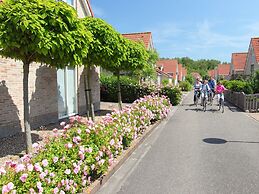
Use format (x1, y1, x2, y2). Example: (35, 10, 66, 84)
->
(121, 32, 188, 86)
(208, 37, 259, 80)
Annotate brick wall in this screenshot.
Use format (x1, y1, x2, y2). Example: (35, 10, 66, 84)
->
(0, 57, 100, 138)
(0, 57, 58, 138)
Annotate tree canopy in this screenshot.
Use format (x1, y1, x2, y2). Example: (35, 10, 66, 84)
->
(173, 57, 221, 77)
(0, 0, 92, 66)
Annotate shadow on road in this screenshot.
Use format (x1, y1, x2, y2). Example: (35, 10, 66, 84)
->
(203, 138, 259, 144)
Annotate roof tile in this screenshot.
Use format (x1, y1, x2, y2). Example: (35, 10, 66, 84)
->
(122, 32, 152, 49)
(231, 52, 247, 71)
(217, 64, 230, 75)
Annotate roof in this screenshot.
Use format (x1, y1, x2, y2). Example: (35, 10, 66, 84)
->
(231, 52, 247, 71)
(86, 0, 94, 17)
(156, 68, 172, 78)
(122, 32, 152, 49)
(156, 59, 178, 74)
(217, 64, 230, 75)
(250, 37, 259, 63)
(178, 63, 182, 80)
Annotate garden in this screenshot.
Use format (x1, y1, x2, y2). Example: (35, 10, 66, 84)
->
(0, 95, 171, 193)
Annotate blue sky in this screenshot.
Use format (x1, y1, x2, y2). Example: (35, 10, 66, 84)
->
(91, 0, 259, 62)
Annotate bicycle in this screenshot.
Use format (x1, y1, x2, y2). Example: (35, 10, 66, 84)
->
(201, 92, 208, 112)
(194, 90, 200, 107)
(218, 93, 224, 113)
(208, 91, 213, 106)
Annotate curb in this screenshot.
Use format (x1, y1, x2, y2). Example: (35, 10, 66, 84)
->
(83, 93, 188, 194)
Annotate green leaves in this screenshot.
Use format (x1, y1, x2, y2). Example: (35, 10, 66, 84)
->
(0, 0, 92, 66)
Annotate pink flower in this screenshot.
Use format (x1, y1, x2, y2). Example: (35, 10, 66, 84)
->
(39, 172, 46, 180)
(34, 163, 43, 172)
(78, 151, 85, 160)
(20, 154, 31, 163)
(53, 157, 59, 163)
(77, 129, 81, 134)
(86, 147, 92, 153)
(42, 159, 48, 167)
(98, 159, 105, 166)
(2, 183, 14, 194)
(53, 187, 59, 194)
(52, 128, 58, 133)
(32, 143, 39, 149)
(27, 163, 33, 171)
(15, 164, 25, 173)
(0, 167, 6, 175)
(69, 116, 76, 123)
(73, 167, 80, 174)
(2, 185, 9, 194)
(20, 173, 28, 182)
(64, 169, 71, 175)
(60, 190, 65, 194)
(65, 143, 73, 149)
(91, 164, 95, 170)
(110, 139, 115, 146)
(85, 129, 90, 134)
(60, 121, 66, 127)
(64, 124, 70, 130)
(50, 172, 55, 177)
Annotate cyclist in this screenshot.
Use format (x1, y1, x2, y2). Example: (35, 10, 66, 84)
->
(208, 76, 216, 97)
(216, 81, 227, 104)
(193, 77, 202, 104)
(201, 79, 211, 105)
(208, 76, 216, 104)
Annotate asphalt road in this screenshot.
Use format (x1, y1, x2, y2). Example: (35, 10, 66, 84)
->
(97, 92, 259, 194)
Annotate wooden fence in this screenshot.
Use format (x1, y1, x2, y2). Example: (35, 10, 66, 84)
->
(225, 91, 259, 112)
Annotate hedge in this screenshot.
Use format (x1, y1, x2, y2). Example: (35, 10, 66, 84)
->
(100, 75, 182, 105)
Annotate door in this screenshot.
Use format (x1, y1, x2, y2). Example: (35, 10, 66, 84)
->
(57, 67, 77, 119)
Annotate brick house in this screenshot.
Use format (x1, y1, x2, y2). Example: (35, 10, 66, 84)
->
(0, 0, 100, 138)
(182, 67, 187, 81)
(230, 52, 247, 78)
(244, 38, 259, 76)
(156, 59, 179, 86)
(217, 64, 231, 80)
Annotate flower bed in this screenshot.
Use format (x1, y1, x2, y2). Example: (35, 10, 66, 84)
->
(0, 95, 171, 194)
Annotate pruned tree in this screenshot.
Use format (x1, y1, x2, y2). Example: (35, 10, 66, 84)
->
(132, 49, 159, 83)
(0, 0, 92, 153)
(81, 17, 122, 121)
(103, 37, 149, 110)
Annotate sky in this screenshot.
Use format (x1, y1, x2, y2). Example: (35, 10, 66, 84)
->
(90, 0, 259, 62)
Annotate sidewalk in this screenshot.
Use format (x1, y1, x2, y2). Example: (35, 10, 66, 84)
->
(246, 112, 259, 122)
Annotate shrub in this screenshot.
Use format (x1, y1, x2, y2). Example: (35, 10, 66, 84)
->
(100, 75, 139, 103)
(179, 81, 192, 91)
(0, 95, 171, 193)
(100, 75, 182, 105)
(222, 80, 254, 94)
(160, 86, 182, 105)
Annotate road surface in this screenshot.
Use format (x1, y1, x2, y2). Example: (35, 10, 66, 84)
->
(97, 92, 259, 194)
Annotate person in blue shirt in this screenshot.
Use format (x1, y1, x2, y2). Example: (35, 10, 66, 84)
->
(208, 76, 217, 99)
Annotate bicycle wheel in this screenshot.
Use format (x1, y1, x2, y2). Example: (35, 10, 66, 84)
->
(203, 97, 207, 112)
(221, 99, 224, 113)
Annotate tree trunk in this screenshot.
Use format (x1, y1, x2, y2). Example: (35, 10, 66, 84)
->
(84, 66, 95, 121)
(23, 61, 32, 153)
(117, 72, 122, 110)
